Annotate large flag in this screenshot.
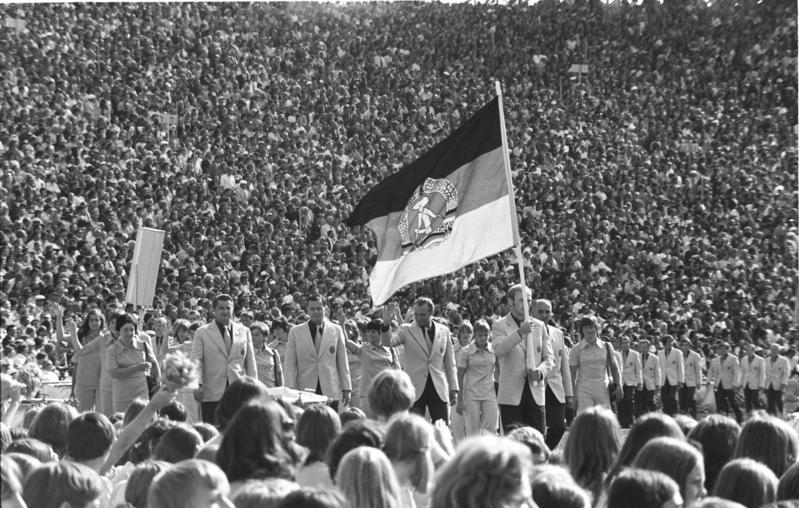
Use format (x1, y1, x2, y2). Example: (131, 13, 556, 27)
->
(346, 98, 517, 305)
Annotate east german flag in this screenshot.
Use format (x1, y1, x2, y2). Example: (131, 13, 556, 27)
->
(346, 97, 518, 305)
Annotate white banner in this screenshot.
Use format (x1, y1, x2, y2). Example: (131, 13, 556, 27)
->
(125, 227, 165, 308)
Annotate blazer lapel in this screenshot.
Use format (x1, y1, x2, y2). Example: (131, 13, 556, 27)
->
(304, 322, 319, 360)
(209, 324, 227, 357)
(412, 324, 430, 356)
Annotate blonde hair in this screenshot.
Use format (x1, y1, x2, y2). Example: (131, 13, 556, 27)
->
(564, 406, 621, 500)
(368, 369, 415, 420)
(432, 436, 533, 508)
(383, 413, 434, 493)
(148, 459, 229, 508)
(335, 447, 402, 508)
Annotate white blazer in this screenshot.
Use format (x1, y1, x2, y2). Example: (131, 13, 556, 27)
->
(765, 355, 790, 390)
(741, 355, 766, 390)
(388, 321, 458, 404)
(544, 325, 573, 403)
(683, 350, 704, 387)
(619, 349, 643, 387)
(658, 348, 685, 386)
(708, 355, 740, 389)
(191, 321, 257, 402)
(641, 353, 661, 391)
(493, 314, 555, 407)
(284, 319, 352, 399)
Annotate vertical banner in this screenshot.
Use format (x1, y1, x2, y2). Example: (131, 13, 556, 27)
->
(126, 227, 165, 307)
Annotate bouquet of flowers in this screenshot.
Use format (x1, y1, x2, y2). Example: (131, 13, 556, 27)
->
(15, 363, 43, 399)
(162, 351, 199, 392)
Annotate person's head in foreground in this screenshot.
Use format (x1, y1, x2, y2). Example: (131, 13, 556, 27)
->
(530, 464, 590, 508)
(607, 468, 683, 508)
(148, 458, 234, 508)
(733, 414, 798, 478)
(22, 461, 104, 508)
(335, 446, 402, 508)
(632, 436, 707, 507)
(432, 435, 536, 508)
(712, 458, 778, 508)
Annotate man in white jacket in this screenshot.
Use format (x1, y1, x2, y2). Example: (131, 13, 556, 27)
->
(740, 343, 766, 414)
(764, 343, 790, 416)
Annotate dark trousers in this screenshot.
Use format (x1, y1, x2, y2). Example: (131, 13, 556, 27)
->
(201, 401, 220, 425)
(500, 379, 545, 436)
(411, 376, 449, 424)
(715, 387, 743, 422)
(765, 385, 783, 415)
(618, 385, 637, 428)
(679, 385, 697, 417)
(743, 387, 761, 413)
(544, 384, 566, 450)
(636, 387, 656, 417)
(316, 380, 339, 412)
(661, 381, 678, 416)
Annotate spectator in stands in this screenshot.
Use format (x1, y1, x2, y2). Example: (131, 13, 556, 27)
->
(294, 404, 340, 490)
(564, 406, 621, 501)
(688, 415, 741, 492)
(27, 401, 76, 458)
(383, 413, 436, 508)
(607, 468, 683, 508)
(335, 447, 402, 508)
(530, 464, 591, 508)
(733, 414, 798, 478)
(23, 461, 104, 508)
(713, 458, 778, 508)
(148, 459, 234, 508)
(368, 368, 416, 424)
(605, 412, 685, 489)
(124, 461, 172, 508)
(632, 437, 707, 507)
(232, 478, 300, 508)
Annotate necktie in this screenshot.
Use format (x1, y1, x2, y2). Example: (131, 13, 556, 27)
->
(423, 326, 432, 347)
(643, 353, 648, 365)
(222, 326, 231, 354)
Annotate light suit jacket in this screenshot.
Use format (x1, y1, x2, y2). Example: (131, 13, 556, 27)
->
(708, 355, 740, 389)
(493, 314, 555, 406)
(765, 355, 790, 390)
(284, 319, 352, 399)
(741, 355, 767, 389)
(683, 350, 704, 387)
(191, 321, 257, 402)
(545, 325, 573, 403)
(620, 349, 643, 386)
(388, 321, 458, 403)
(641, 353, 661, 391)
(658, 348, 685, 386)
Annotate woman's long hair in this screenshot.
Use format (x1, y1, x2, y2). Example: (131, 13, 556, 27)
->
(564, 406, 621, 500)
(216, 397, 304, 483)
(77, 308, 105, 344)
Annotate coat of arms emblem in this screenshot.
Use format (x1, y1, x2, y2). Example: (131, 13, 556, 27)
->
(398, 178, 458, 252)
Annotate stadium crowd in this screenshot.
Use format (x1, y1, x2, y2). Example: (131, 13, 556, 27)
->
(0, 0, 798, 506)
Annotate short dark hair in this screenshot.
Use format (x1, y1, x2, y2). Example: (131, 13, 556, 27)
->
(215, 377, 270, 431)
(307, 294, 326, 307)
(271, 318, 290, 333)
(115, 313, 138, 333)
(273, 487, 348, 508)
(607, 468, 681, 508)
(66, 412, 115, 461)
(413, 297, 434, 312)
(213, 294, 234, 308)
(159, 400, 187, 423)
(23, 461, 103, 508)
(152, 424, 203, 464)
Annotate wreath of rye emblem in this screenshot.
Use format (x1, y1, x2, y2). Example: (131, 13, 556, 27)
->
(398, 178, 458, 253)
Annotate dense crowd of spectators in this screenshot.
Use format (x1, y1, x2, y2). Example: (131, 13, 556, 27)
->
(0, 1, 798, 507)
(1, 0, 797, 374)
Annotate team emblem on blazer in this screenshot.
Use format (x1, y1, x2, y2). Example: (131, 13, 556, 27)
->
(330, 346, 335, 354)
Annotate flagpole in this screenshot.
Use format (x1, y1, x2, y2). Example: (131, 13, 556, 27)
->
(496, 81, 541, 380)
(494, 81, 529, 320)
